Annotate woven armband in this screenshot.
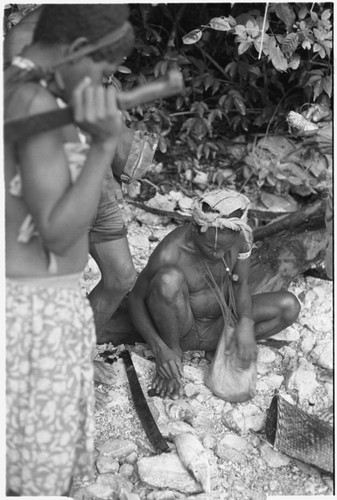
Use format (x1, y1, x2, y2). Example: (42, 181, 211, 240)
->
(237, 248, 252, 260)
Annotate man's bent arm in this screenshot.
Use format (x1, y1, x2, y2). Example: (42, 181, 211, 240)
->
(232, 256, 257, 368)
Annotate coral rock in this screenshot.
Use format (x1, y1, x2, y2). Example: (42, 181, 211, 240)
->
(138, 452, 203, 494)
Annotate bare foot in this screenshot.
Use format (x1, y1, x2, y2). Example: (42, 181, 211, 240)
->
(205, 350, 215, 362)
(151, 372, 181, 399)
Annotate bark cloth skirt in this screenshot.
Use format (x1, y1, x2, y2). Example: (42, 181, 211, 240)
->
(6, 273, 96, 496)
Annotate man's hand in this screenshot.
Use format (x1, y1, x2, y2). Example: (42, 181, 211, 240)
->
(235, 318, 257, 370)
(72, 77, 123, 145)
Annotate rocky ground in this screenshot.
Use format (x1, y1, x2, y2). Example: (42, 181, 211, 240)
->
(73, 202, 334, 500)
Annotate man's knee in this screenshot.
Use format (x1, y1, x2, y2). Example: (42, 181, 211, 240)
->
(147, 266, 186, 303)
(280, 292, 301, 325)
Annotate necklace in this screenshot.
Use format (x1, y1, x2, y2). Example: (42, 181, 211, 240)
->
(222, 255, 239, 282)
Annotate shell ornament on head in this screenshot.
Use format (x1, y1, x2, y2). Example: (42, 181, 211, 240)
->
(192, 188, 252, 244)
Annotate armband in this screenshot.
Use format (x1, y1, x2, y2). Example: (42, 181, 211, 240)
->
(237, 249, 252, 260)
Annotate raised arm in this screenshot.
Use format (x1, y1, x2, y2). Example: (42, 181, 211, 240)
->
(13, 79, 122, 255)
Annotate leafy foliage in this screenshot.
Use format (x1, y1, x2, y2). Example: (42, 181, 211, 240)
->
(4, 3, 332, 201)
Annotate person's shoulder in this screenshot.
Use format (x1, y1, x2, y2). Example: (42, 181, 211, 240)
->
(5, 77, 58, 121)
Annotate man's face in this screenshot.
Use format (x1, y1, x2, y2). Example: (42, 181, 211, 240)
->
(194, 226, 240, 260)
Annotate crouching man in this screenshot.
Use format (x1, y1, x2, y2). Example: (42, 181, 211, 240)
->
(128, 189, 300, 398)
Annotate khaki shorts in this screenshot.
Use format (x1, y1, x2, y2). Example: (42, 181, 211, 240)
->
(89, 168, 127, 243)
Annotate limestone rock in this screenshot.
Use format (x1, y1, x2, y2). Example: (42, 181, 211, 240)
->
(95, 472, 133, 493)
(96, 455, 119, 474)
(219, 433, 250, 452)
(216, 433, 250, 463)
(119, 463, 134, 478)
(285, 358, 318, 403)
(260, 443, 291, 468)
(147, 491, 186, 500)
(261, 374, 284, 390)
(258, 346, 277, 364)
(271, 326, 300, 342)
(131, 352, 156, 376)
(137, 452, 203, 494)
(300, 330, 317, 353)
(183, 365, 205, 384)
(222, 404, 266, 434)
(96, 438, 138, 459)
(310, 341, 333, 370)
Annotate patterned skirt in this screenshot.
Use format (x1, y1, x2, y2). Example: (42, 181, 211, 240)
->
(6, 274, 96, 496)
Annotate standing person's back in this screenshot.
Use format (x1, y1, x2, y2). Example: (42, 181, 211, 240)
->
(5, 4, 134, 496)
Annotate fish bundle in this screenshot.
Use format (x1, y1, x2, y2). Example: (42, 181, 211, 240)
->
(173, 432, 211, 494)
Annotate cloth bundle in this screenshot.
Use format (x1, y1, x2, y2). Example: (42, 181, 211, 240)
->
(204, 325, 257, 403)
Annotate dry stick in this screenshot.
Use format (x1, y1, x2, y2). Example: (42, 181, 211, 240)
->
(127, 200, 325, 241)
(253, 200, 325, 241)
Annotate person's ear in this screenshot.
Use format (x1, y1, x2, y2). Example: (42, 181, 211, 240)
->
(66, 37, 89, 61)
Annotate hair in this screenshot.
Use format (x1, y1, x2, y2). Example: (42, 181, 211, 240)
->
(33, 4, 134, 63)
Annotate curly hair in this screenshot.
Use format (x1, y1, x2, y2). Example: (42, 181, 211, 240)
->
(33, 4, 134, 63)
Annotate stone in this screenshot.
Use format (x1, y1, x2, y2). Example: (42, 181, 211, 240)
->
(223, 404, 266, 434)
(258, 346, 276, 364)
(300, 330, 317, 353)
(96, 455, 119, 474)
(147, 491, 186, 500)
(73, 483, 115, 499)
(131, 352, 156, 376)
(216, 433, 249, 463)
(219, 433, 249, 452)
(123, 452, 138, 465)
(183, 365, 205, 384)
(96, 438, 138, 459)
(271, 326, 300, 342)
(184, 382, 200, 398)
(137, 452, 203, 494)
(310, 341, 333, 370)
(262, 374, 284, 389)
(202, 432, 215, 450)
(119, 463, 134, 478)
(216, 446, 246, 464)
(285, 358, 319, 403)
(259, 443, 291, 468)
(95, 472, 133, 493)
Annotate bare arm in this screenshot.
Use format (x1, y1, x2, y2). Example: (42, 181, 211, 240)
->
(232, 247, 257, 369)
(128, 243, 183, 382)
(14, 79, 122, 254)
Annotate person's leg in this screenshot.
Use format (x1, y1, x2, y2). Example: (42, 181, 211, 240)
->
(146, 265, 195, 397)
(252, 291, 301, 340)
(89, 237, 137, 336)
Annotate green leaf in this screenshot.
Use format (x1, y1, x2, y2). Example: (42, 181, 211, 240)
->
(288, 54, 300, 70)
(313, 78, 324, 100)
(270, 46, 288, 72)
(321, 9, 331, 20)
(234, 25, 247, 37)
(298, 5, 309, 19)
(275, 4, 296, 28)
(117, 65, 132, 74)
(182, 29, 203, 45)
(246, 20, 259, 38)
(209, 17, 231, 31)
(322, 76, 332, 97)
(238, 40, 252, 55)
(233, 95, 246, 116)
(282, 33, 299, 58)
